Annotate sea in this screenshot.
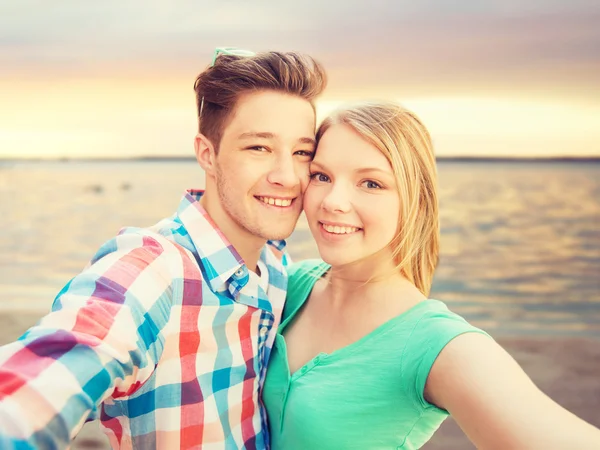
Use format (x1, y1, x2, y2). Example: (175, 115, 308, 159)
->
(1, 159, 599, 338)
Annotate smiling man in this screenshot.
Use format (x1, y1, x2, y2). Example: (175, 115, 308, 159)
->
(0, 49, 326, 450)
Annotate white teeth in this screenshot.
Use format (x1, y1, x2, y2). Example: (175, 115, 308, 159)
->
(258, 197, 292, 207)
(322, 223, 359, 234)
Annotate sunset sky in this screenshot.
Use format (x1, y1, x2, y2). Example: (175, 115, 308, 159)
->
(1, 0, 599, 159)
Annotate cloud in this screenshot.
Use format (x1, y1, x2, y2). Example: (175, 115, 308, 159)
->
(1, 1, 599, 159)
(2, 1, 598, 78)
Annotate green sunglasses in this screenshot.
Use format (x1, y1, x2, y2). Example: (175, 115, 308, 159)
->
(210, 46, 255, 66)
(199, 47, 256, 118)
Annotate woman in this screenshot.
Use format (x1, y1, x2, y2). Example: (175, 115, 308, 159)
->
(263, 102, 600, 449)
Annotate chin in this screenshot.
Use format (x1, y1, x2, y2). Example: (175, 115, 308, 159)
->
(318, 250, 355, 267)
(260, 225, 296, 241)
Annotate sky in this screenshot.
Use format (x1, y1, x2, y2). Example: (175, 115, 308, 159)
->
(1, 0, 599, 159)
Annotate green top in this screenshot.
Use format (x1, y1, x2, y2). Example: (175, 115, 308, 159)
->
(263, 260, 490, 449)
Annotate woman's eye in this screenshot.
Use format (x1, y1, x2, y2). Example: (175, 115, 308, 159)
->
(361, 180, 382, 189)
(309, 172, 330, 183)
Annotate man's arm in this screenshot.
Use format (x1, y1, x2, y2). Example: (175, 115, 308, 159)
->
(425, 333, 600, 449)
(0, 232, 176, 449)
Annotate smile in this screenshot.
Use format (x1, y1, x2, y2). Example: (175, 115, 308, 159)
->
(256, 196, 294, 207)
(320, 222, 362, 234)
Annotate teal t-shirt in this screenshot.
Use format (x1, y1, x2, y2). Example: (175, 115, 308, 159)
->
(263, 260, 490, 449)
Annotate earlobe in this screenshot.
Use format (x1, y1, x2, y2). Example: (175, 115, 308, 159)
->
(194, 133, 216, 174)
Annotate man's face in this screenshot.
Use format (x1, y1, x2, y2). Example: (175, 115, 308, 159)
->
(211, 90, 316, 241)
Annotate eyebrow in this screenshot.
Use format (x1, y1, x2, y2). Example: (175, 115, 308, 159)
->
(237, 132, 316, 146)
(356, 167, 393, 176)
(311, 160, 392, 176)
(238, 131, 274, 140)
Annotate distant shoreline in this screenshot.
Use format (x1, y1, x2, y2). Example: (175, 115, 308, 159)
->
(2, 156, 600, 164)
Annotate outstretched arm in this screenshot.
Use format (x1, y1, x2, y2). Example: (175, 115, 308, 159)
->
(425, 333, 600, 449)
(0, 233, 176, 449)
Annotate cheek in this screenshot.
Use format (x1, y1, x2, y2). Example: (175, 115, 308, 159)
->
(217, 166, 243, 192)
(296, 162, 311, 191)
(384, 204, 402, 241)
(302, 185, 321, 216)
(224, 158, 266, 190)
(361, 196, 400, 235)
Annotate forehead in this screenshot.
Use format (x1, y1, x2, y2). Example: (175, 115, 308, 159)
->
(223, 90, 316, 140)
(315, 124, 392, 172)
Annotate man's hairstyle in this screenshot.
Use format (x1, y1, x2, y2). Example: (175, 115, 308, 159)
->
(193, 51, 327, 149)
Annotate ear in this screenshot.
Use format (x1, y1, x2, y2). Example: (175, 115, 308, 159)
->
(194, 133, 217, 175)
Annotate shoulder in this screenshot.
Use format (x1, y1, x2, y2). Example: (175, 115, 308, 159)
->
(88, 225, 192, 280)
(282, 260, 329, 322)
(407, 300, 487, 336)
(92, 227, 166, 261)
(399, 300, 491, 409)
(52, 227, 186, 314)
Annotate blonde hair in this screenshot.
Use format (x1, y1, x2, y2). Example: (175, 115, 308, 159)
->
(316, 102, 440, 296)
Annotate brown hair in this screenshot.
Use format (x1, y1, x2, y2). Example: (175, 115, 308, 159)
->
(193, 51, 327, 149)
(317, 102, 440, 296)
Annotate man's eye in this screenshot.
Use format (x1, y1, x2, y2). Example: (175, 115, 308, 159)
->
(295, 150, 315, 157)
(309, 172, 330, 183)
(248, 146, 268, 152)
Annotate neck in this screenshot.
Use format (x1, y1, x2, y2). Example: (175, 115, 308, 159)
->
(200, 190, 265, 273)
(324, 254, 423, 307)
(329, 250, 398, 285)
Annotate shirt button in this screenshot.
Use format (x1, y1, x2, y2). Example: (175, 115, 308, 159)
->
(259, 327, 268, 337)
(235, 268, 244, 277)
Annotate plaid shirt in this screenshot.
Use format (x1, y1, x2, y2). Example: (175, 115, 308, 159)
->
(0, 190, 290, 449)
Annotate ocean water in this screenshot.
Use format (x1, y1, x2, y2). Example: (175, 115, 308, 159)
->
(1, 160, 599, 337)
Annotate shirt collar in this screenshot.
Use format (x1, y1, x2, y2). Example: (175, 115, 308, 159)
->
(176, 189, 286, 292)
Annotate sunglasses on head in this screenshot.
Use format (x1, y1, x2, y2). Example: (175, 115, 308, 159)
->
(199, 47, 256, 118)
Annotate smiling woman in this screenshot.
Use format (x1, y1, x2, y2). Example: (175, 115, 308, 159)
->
(303, 124, 404, 271)
(262, 101, 600, 450)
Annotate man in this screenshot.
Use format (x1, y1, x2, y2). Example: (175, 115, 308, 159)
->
(0, 48, 327, 449)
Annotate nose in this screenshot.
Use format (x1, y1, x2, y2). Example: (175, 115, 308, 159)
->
(267, 153, 306, 189)
(321, 182, 351, 214)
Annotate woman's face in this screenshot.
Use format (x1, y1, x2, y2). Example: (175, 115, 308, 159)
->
(303, 124, 401, 268)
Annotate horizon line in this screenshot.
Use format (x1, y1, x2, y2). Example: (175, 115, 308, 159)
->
(1, 155, 600, 164)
